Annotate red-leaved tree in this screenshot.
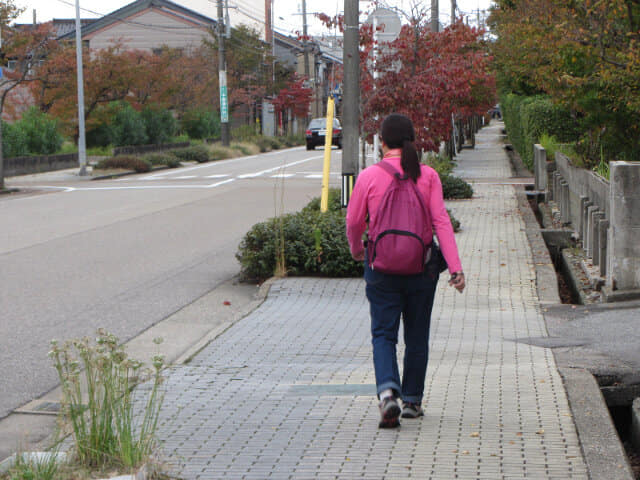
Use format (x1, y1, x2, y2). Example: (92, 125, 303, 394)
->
(271, 74, 312, 134)
(319, 12, 496, 152)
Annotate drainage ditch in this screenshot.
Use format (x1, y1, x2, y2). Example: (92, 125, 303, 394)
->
(528, 193, 640, 478)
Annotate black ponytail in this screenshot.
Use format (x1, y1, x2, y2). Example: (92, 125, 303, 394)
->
(381, 114, 421, 182)
(401, 139, 420, 182)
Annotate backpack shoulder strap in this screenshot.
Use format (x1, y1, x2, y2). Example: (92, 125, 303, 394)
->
(374, 160, 401, 179)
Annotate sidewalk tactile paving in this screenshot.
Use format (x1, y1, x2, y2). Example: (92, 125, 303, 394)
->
(155, 124, 589, 479)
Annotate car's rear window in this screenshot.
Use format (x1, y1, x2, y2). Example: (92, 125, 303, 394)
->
(309, 118, 341, 129)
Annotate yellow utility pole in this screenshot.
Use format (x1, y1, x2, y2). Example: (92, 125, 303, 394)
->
(320, 96, 335, 212)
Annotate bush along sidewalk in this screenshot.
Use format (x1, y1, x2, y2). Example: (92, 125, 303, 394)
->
(236, 189, 463, 283)
(40, 329, 167, 479)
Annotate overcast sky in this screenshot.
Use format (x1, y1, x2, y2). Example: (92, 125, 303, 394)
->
(15, 0, 494, 36)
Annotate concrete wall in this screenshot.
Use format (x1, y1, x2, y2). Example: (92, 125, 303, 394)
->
(5, 154, 79, 177)
(609, 162, 640, 291)
(546, 148, 640, 295)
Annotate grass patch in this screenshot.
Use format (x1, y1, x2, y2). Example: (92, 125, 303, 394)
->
(49, 330, 165, 472)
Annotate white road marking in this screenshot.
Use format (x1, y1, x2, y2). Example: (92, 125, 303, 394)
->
(305, 174, 323, 179)
(271, 173, 295, 178)
(175, 175, 197, 179)
(205, 174, 230, 178)
(237, 156, 323, 179)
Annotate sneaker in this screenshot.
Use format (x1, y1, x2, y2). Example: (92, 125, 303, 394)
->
(401, 402, 424, 418)
(378, 397, 401, 428)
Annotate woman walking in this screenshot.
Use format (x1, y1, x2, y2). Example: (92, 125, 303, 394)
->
(346, 114, 465, 428)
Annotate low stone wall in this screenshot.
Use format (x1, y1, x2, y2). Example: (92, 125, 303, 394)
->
(535, 144, 640, 298)
(5, 153, 79, 177)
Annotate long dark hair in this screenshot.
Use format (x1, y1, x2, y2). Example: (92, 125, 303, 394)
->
(380, 114, 420, 182)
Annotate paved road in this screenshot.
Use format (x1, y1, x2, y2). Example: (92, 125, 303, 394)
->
(0, 147, 342, 419)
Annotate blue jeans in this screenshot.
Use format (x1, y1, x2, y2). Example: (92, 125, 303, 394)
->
(364, 261, 439, 404)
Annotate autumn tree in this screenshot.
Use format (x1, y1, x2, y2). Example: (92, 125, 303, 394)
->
(319, 8, 495, 153)
(271, 74, 313, 134)
(488, 0, 640, 163)
(0, 2, 55, 189)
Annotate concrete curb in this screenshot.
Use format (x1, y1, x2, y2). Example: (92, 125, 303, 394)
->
(632, 398, 640, 454)
(559, 368, 635, 480)
(515, 187, 562, 305)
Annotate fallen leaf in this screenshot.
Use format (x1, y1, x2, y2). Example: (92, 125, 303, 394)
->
(536, 429, 545, 435)
(223, 300, 231, 306)
(470, 432, 480, 438)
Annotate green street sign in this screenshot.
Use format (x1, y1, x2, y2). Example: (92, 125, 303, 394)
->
(219, 71, 229, 123)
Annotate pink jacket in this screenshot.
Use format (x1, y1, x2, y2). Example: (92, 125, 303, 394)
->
(346, 153, 463, 274)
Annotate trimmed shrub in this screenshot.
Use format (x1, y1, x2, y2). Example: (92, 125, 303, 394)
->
(231, 143, 252, 156)
(141, 152, 181, 168)
(180, 109, 220, 140)
(422, 152, 455, 176)
(231, 124, 259, 141)
(448, 209, 461, 232)
(282, 134, 304, 147)
(2, 121, 29, 158)
(142, 107, 177, 145)
(237, 189, 362, 281)
(20, 108, 64, 155)
(111, 103, 148, 147)
(170, 145, 210, 163)
(441, 174, 474, 199)
(95, 155, 151, 173)
(255, 137, 273, 152)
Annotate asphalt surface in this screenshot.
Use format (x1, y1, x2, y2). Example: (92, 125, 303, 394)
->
(0, 146, 342, 419)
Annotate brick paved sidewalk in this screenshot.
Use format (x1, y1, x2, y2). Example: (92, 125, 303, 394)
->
(155, 122, 589, 479)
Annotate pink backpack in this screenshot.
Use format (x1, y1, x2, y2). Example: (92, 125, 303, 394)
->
(367, 160, 432, 275)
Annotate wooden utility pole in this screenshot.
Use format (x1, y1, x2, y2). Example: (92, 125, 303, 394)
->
(451, 0, 456, 24)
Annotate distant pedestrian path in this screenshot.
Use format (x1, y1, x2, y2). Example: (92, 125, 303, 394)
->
(155, 122, 589, 479)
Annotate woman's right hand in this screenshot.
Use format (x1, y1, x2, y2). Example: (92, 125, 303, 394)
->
(449, 272, 465, 293)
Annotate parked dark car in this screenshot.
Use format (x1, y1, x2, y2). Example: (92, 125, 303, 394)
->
(305, 118, 342, 150)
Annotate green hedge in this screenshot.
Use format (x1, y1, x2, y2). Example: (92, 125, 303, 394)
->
(2, 108, 63, 157)
(237, 189, 362, 281)
(170, 145, 211, 163)
(501, 94, 579, 169)
(441, 174, 473, 199)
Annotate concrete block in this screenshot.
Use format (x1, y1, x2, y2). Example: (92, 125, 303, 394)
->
(609, 227, 640, 290)
(561, 181, 570, 224)
(610, 193, 640, 229)
(586, 206, 600, 256)
(598, 219, 609, 277)
(592, 212, 605, 266)
(534, 144, 547, 191)
(582, 200, 593, 244)
(610, 160, 640, 195)
(579, 196, 589, 240)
